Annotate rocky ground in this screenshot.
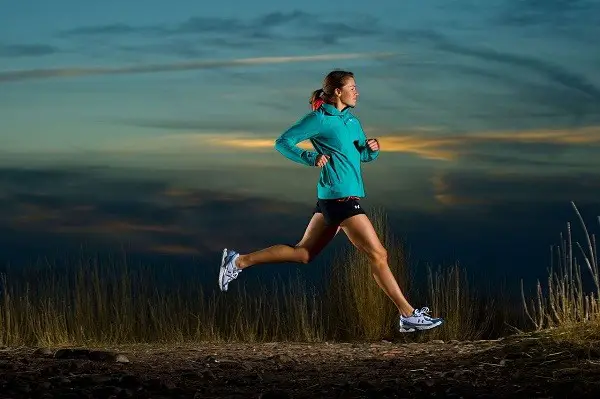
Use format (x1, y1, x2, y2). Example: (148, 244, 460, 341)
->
(1, 332, 599, 398)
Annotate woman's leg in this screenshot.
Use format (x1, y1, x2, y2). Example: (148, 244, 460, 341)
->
(236, 213, 340, 269)
(340, 214, 415, 317)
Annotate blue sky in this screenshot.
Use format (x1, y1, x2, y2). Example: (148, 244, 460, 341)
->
(1, 0, 600, 292)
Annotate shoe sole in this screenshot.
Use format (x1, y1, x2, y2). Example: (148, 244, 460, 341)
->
(404, 320, 444, 331)
(399, 327, 416, 333)
(218, 248, 228, 292)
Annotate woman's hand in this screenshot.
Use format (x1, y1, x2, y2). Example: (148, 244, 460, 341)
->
(366, 138, 380, 151)
(315, 154, 330, 168)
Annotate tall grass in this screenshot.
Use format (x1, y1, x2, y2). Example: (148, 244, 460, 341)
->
(423, 264, 506, 341)
(0, 259, 327, 346)
(0, 207, 509, 347)
(323, 207, 506, 342)
(324, 207, 411, 341)
(521, 201, 600, 330)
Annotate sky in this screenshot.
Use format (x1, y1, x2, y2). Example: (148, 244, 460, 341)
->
(1, 0, 600, 299)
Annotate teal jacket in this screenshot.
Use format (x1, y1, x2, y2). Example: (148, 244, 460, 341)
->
(274, 103, 379, 200)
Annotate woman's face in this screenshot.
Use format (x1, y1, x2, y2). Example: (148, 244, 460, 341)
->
(336, 77, 359, 108)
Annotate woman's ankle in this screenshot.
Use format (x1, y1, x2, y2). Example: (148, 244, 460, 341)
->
(400, 306, 415, 317)
(235, 255, 246, 269)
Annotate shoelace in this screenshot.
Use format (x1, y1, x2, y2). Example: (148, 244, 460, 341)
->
(418, 307, 430, 315)
(225, 258, 240, 280)
(226, 269, 238, 280)
(412, 307, 432, 318)
(401, 307, 431, 320)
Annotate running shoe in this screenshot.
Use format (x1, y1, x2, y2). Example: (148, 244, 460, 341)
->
(399, 307, 443, 332)
(219, 248, 241, 292)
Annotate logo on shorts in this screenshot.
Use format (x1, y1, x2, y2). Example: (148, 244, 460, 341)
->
(354, 205, 360, 209)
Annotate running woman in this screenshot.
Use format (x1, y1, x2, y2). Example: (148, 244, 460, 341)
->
(219, 70, 443, 332)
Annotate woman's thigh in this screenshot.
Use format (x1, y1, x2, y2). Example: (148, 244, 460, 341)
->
(339, 214, 386, 256)
(296, 212, 341, 258)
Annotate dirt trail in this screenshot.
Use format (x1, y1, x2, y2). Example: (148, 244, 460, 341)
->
(1, 334, 599, 398)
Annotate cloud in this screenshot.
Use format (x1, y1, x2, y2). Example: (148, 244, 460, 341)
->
(0, 43, 59, 58)
(376, 135, 459, 161)
(0, 52, 396, 84)
(392, 28, 600, 101)
(431, 173, 485, 207)
(255, 11, 312, 28)
(379, 126, 600, 161)
(51, 221, 184, 236)
(48, 10, 391, 67)
(58, 17, 239, 38)
(59, 10, 376, 40)
(431, 168, 600, 209)
(59, 23, 165, 37)
(2, 164, 600, 289)
(117, 116, 292, 133)
(147, 244, 201, 255)
(0, 166, 312, 266)
(115, 41, 207, 59)
(498, 0, 598, 28)
(110, 126, 600, 166)
(56, 10, 382, 53)
(103, 132, 319, 155)
(474, 127, 600, 144)
(436, 41, 600, 102)
(216, 137, 281, 150)
(419, 61, 600, 124)
(384, 28, 600, 124)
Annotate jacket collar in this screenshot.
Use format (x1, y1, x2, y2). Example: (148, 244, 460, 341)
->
(320, 103, 352, 122)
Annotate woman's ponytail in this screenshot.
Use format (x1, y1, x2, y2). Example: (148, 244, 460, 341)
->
(310, 88, 324, 111)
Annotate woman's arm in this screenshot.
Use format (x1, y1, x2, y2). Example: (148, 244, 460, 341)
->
(356, 121, 380, 162)
(274, 112, 322, 166)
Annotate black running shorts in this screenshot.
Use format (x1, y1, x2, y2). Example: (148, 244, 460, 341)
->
(313, 196, 366, 226)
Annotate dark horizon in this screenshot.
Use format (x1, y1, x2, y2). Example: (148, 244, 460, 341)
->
(1, 164, 598, 306)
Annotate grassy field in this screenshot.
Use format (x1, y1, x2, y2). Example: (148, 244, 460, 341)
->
(0, 203, 598, 347)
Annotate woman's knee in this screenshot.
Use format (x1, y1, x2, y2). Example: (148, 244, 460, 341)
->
(294, 246, 312, 264)
(367, 246, 388, 265)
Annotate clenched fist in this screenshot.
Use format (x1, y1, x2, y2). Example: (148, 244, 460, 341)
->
(366, 138, 379, 151)
(315, 154, 330, 168)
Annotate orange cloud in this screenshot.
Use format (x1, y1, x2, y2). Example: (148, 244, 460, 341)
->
(199, 134, 457, 160)
(472, 127, 600, 145)
(0, 52, 396, 84)
(207, 135, 455, 160)
(109, 125, 600, 163)
(210, 126, 600, 159)
(376, 136, 458, 160)
(209, 137, 286, 149)
(377, 126, 600, 161)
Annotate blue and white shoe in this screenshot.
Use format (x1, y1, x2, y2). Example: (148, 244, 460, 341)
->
(399, 307, 443, 332)
(219, 248, 241, 292)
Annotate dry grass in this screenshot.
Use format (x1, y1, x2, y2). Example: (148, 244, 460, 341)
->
(0, 260, 330, 346)
(324, 206, 506, 342)
(0, 206, 527, 347)
(422, 264, 503, 341)
(323, 207, 411, 341)
(521, 201, 600, 331)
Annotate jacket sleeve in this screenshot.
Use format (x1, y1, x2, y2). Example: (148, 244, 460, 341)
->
(274, 112, 321, 166)
(357, 121, 380, 162)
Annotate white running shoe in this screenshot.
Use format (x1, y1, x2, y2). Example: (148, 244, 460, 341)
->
(219, 248, 241, 292)
(399, 307, 444, 332)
